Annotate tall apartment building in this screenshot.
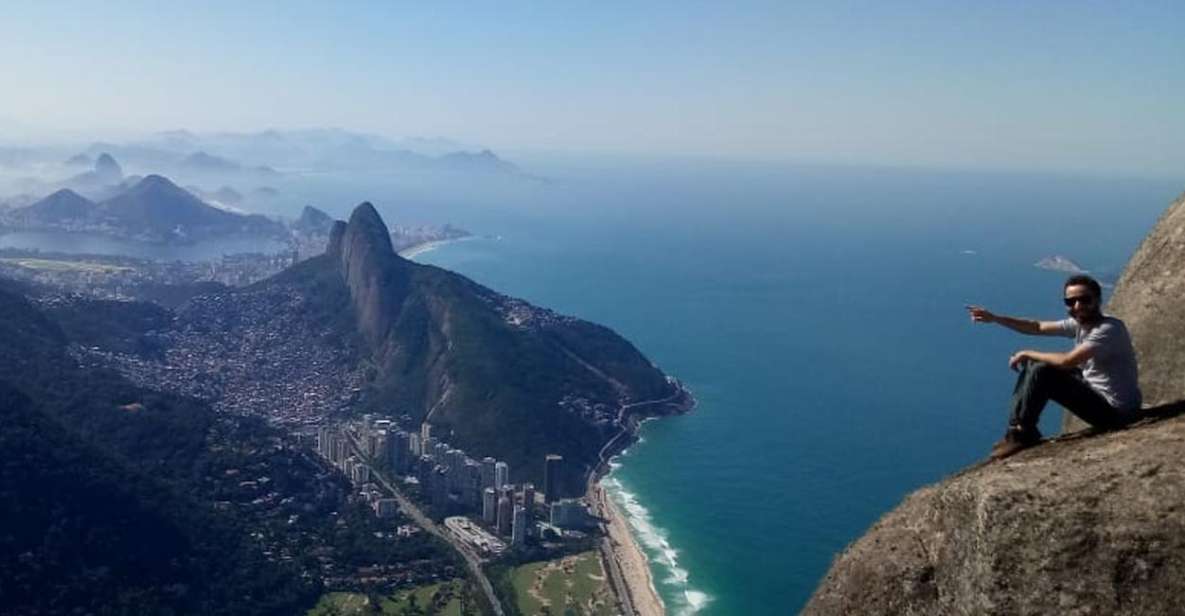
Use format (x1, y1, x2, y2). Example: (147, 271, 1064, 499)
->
(495, 461, 510, 489)
(543, 454, 563, 503)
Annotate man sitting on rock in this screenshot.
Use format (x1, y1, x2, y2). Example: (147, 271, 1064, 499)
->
(967, 274, 1142, 460)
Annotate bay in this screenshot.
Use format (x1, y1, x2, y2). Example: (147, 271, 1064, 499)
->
(0, 230, 289, 261)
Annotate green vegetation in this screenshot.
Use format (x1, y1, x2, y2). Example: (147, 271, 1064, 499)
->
(0, 278, 456, 614)
(278, 223, 679, 494)
(308, 582, 467, 615)
(0, 279, 319, 614)
(0, 257, 134, 273)
(502, 551, 616, 616)
(43, 295, 172, 356)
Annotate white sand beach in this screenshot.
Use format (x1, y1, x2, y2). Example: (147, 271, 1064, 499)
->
(595, 483, 665, 616)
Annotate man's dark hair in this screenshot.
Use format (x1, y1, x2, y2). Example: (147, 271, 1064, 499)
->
(1064, 274, 1102, 299)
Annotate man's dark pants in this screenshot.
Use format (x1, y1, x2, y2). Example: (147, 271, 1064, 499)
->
(1009, 361, 1127, 434)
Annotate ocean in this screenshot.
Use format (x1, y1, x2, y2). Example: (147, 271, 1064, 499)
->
(14, 159, 1177, 614)
(403, 160, 1180, 615)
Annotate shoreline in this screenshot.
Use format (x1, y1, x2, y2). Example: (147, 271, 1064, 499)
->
(590, 384, 697, 616)
(397, 235, 474, 260)
(596, 481, 665, 616)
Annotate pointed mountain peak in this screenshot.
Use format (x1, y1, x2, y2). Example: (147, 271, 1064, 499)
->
(335, 202, 411, 350)
(43, 188, 91, 203)
(19, 189, 96, 222)
(129, 174, 187, 196)
(343, 202, 395, 256)
(94, 153, 122, 178)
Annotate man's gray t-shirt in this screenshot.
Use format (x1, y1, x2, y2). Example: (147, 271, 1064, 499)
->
(1052, 316, 1142, 411)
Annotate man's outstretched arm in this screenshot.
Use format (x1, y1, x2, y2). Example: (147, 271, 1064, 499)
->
(966, 305, 1063, 335)
(1009, 344, 1096, 370)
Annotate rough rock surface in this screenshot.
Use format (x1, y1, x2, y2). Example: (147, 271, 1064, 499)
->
(802, 417, 1185, 615)
(805, 190, 1185, 615)
(276, 202, 686, 492)
(335, 202, 411, 354)
(1064, 191, 1185, 431)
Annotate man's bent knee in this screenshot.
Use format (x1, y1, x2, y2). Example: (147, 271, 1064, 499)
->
(1026, 361, 1058, 379)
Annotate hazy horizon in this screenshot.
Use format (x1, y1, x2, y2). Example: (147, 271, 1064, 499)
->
(1, 3, 1183, 179)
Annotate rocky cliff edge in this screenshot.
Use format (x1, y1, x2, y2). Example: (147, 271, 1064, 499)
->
(804, 191, 1185, 615)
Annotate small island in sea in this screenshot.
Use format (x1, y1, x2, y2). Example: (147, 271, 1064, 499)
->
(1034, 254, 1087, 273)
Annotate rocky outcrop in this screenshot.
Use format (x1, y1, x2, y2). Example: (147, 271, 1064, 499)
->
(1100, 192, 1185, 405)
(802, 417, 1185, 615)
(805, 190, 1185, 615)
(292, 205, 336, 234)
(326, 220, 346, 258)
(1063, 191, 1185, 432)
(275, 202, 687, 492)
(335, 202, 412, 355)
(93, 153, 123, 181)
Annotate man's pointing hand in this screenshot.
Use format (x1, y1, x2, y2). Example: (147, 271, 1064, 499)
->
(966, 305, 996, 324)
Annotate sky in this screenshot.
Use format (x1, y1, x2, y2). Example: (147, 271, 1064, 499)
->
(1, 1, 1182, 177)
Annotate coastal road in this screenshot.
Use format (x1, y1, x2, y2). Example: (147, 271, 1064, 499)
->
(593, 387, 690, 479)
(344, 432, 506, 616)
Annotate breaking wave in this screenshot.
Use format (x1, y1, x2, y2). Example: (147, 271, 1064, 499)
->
(602, 473, 713, 615)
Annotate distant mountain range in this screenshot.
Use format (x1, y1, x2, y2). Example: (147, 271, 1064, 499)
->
(10, 169, 286, 243)
(82, 128, 520, 176)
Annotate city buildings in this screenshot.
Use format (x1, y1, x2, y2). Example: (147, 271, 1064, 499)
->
(496, 493, 512, 536)
(544, 454, 563, 503)
(373, 498, 398, 518)
(521, 483, 535, 517)
(550, 499, 592, 529)
(482, 488, 497, 524)
(495, 461, 509, 489)
(511, 505, 527, 547)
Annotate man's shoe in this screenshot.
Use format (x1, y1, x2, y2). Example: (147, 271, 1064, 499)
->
(990, 427, 1041, 461)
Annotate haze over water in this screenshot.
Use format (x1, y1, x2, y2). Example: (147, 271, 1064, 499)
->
(408, 160, 1181, 614)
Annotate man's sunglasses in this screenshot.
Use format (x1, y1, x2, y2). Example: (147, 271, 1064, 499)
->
(1064, 295, 1095, 307)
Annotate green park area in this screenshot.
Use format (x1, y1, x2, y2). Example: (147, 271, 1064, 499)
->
(308, 581, 464, 616)
(0, 258, 133, 273)
(508, 551, 616, 616)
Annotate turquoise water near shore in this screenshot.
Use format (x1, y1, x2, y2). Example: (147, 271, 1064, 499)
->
(10, 161, 1173, 614)
(408, 164, 1180, 614)
(0, 230, 288, 261)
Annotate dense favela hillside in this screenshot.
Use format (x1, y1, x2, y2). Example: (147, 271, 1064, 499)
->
(275, 203, 692, 492)
(803, 191, 1185, 616)
(0, 278, 462, 614)
(0, 199, 689, 613)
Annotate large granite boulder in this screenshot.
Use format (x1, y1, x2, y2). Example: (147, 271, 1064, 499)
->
(805, 190, 1185, 615)
(1064, 191, 1185, 431)
(802, 418, 1185, 615)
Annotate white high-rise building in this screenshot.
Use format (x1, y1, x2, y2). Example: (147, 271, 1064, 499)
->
(480, 457, 497, 490)
(482, 488, 498, 524)
(497, 494, 513, 536)
(511, 505, 527, 547)
(495, 461, 509, 489)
